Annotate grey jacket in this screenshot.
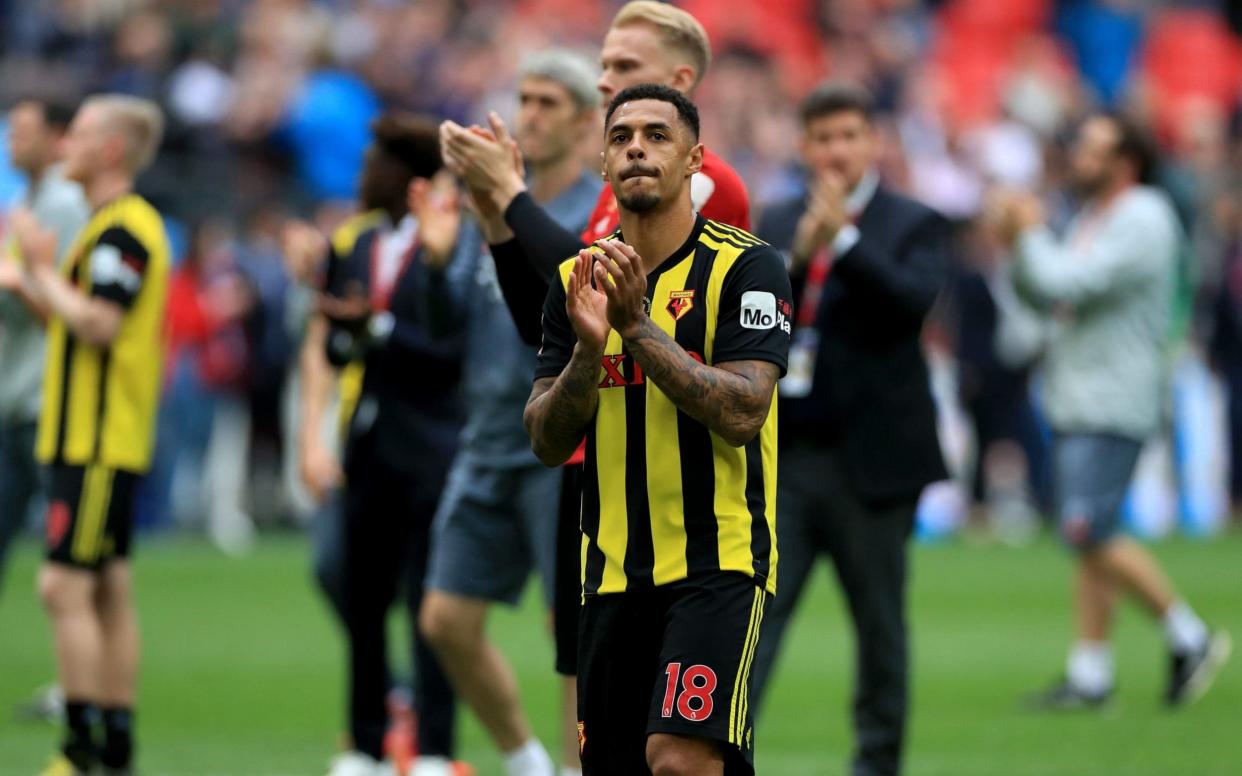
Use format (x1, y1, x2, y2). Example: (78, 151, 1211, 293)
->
(428, 171, 600, 468)
(0, 166, 89, 424)
(1011, 186, 1178, 440)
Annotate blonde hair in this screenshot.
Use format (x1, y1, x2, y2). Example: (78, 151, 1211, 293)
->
(611, 1, 712, 90)
(84, 94, 164, 173)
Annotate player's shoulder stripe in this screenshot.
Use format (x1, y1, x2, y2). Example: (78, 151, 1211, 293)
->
(701, 224, 756, 248)
(703, 221, 760, 245)
(331, 209, 385, 256)
(700, 230, 754, 254)
(706, 220, 766, 247)
(702, 223, 761, 253)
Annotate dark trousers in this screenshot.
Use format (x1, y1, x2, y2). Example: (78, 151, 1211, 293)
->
(311, 488, 348, 620)
(553, 463, 583, 676)
(0, 420, 40, 597)
(750, 444, 916, 776)
(342, 442, 456, 760)
(1227, 375, 1242, 503)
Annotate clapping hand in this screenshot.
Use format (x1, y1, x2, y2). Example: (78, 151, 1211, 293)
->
(439, 112, 525, 213)
(984, 189, 1046, 248)
(791, 172, 849, 267)
(9, 207, 57, 272)
(592, 239, 650, 340)
(566, 249, 610, 355)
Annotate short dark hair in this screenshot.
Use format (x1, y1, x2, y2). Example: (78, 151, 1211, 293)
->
(13, 94, 77, 131)
(605, 83, 700, 141)
(1098, 111, 1158, 185)
(370, 112, 442, 179)
(800, 81, 874, 126)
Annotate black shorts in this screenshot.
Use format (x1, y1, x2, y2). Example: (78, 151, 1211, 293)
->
(44, 464, 140, 571)
(577, 571, 769, 776)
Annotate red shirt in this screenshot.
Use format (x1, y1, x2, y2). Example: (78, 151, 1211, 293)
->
(568, 147, 751, 464)
(579, 147, 751, 243)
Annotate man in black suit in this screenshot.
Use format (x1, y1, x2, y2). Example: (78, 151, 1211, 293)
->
(749, 82, 948, 776)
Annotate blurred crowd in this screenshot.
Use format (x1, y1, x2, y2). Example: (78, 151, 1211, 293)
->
(1, 0, 1241, 546)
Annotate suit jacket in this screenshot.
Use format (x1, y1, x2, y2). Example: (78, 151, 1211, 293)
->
(758, 184, 949, 505)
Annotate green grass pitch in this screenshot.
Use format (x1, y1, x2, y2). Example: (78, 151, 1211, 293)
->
(1, 532, 1239, 775)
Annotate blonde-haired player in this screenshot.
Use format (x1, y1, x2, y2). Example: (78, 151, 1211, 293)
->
(13, 94, 170, 776)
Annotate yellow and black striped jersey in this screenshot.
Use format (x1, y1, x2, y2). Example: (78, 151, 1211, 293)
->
(535, 216, 793, 596)
(37, 194, 170, 473)
(323, 209, 384, 436)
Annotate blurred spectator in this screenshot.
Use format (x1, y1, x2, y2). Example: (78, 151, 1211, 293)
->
(949, 216, 1048, 540)
(997, 112, 1227, 710)
(749, 82, 949, 776)
(0, 95, 88, 596)
(1208, 184, 1242, 512)
(136, 215, 276, 549)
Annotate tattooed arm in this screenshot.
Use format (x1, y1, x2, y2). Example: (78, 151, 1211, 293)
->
(592, 237, 782, 447)
(524, 343, 601, 466)
(525, 250, 610, 466)
(624, 318, 778, 446)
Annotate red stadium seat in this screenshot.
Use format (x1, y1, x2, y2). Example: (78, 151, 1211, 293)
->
(1141, 9, 1242, 137)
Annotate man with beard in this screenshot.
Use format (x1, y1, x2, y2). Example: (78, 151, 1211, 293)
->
(439, 9, 752, 753)
(527, 84, 791, 776)
(997, 113, 1230, 709)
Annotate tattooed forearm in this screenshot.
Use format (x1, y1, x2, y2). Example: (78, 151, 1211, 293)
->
(524, 343, 601, 466)
(624, 317, 779, 447)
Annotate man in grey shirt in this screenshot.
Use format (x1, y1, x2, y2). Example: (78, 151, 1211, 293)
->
(998, 113, 1230, 709)
(0, 97, 89, 597)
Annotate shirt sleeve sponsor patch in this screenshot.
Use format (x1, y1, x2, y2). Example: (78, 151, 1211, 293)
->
(88, 227, 150, 307)
(739, 290, 778, 330)
(89, 243, 142, 294)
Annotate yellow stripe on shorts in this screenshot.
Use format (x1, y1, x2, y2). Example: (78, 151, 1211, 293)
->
(729, 587, 763, 745)
(70, 467, 101, 562)
(70, 467, 113, 564)
(92, 468, 115, 561)
(737, 589, 766, 745)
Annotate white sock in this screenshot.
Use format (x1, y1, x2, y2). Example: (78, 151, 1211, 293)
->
(412, 755, 453, 776)
(1067, 640, 1114, 694)
(504, 739, 554, 776)
(1163, 600, 1209, 654)
(560, 768, 583, 776)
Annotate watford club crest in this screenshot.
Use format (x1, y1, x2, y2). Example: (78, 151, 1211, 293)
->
(666, 289, 695, 321)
